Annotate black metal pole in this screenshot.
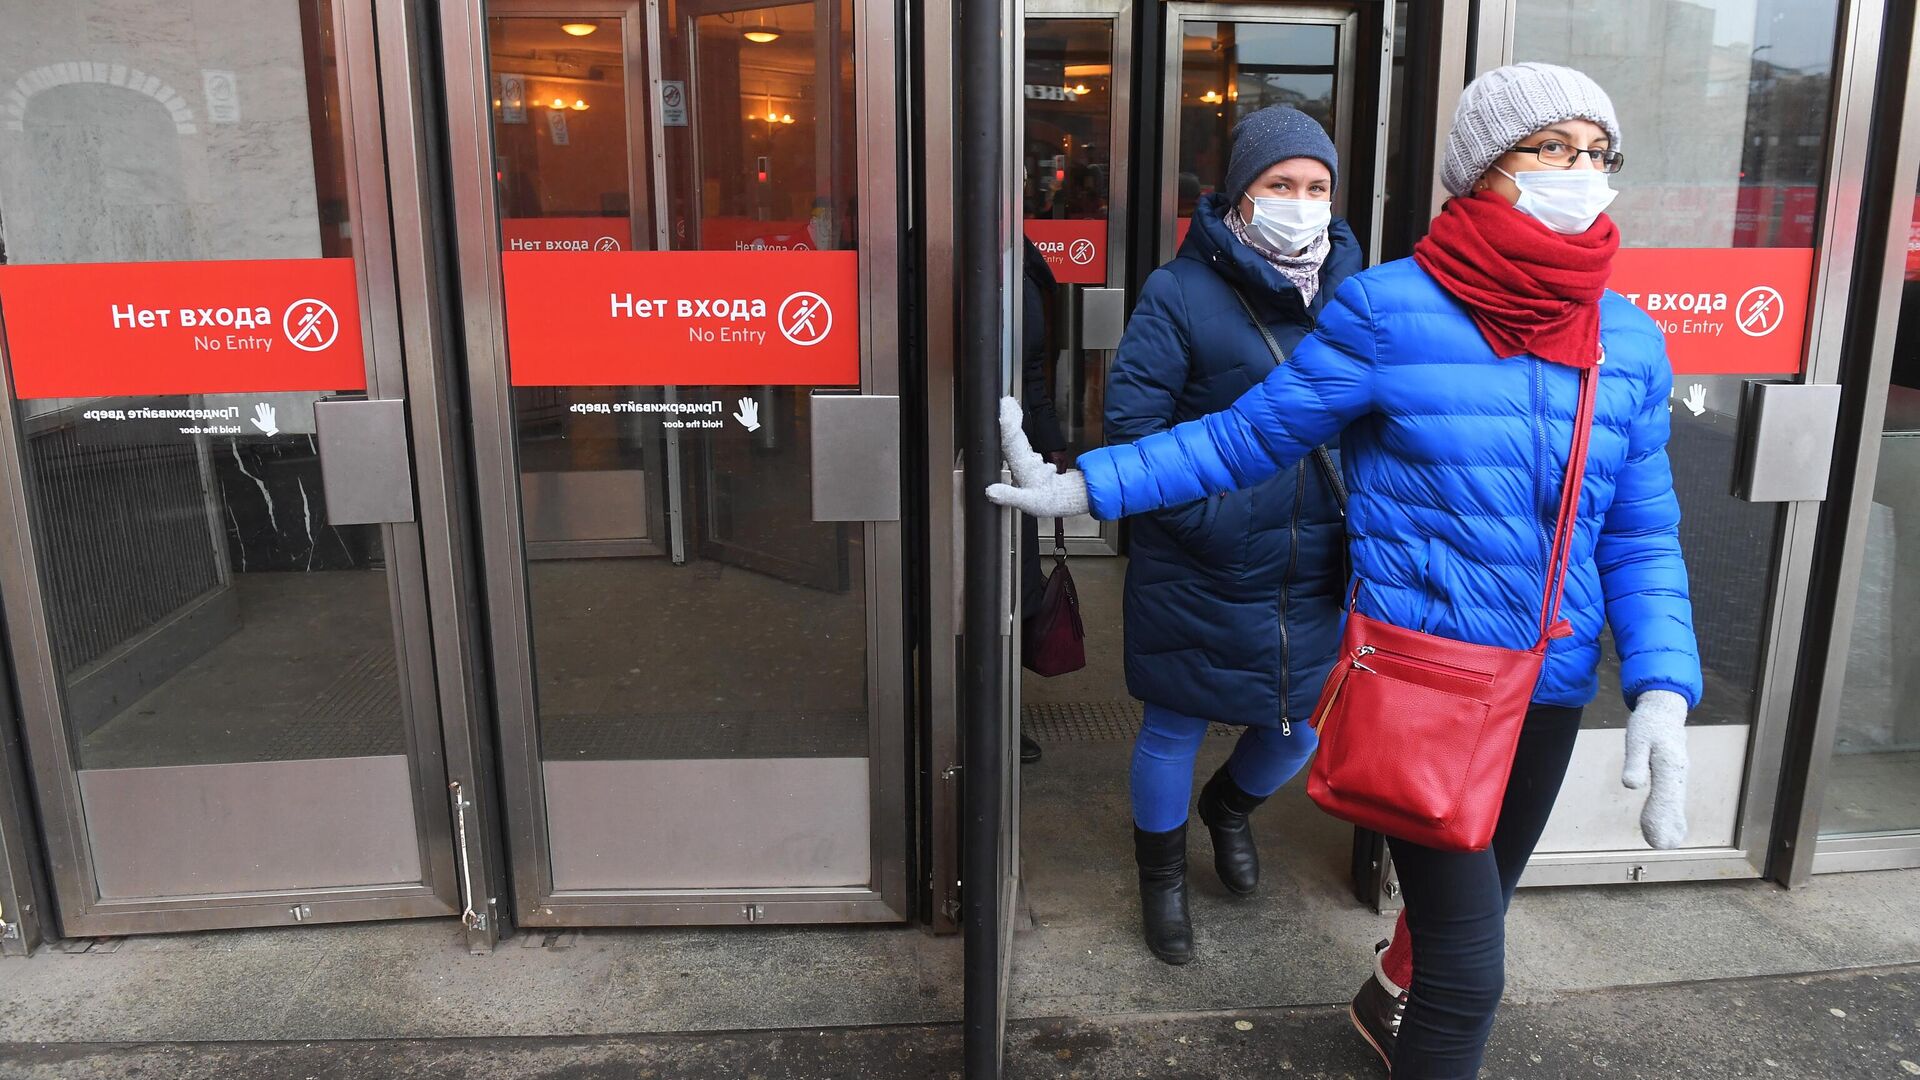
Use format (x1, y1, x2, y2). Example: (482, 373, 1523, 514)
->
(957, 0, 1006, 1064)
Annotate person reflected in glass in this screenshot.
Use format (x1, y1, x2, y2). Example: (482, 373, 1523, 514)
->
(987, 64, 1699, 1078)
(1017, 235, 1072, 764)
(1102, 105, 1362, 966)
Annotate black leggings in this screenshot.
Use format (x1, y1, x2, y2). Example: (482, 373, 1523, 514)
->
(1387, 703, 1584, 1080)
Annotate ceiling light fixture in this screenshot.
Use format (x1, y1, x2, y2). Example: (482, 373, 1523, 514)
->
(560, 21, 599, 36)
(744, 11, 780, 42)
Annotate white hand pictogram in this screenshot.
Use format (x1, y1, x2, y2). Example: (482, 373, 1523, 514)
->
(1683, 384, 1708, 417)
(251, 402, 280, 437)
(733, 396, 761, 432)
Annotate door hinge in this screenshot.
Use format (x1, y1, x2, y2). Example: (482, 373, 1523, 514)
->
(742, 904, 765, 923)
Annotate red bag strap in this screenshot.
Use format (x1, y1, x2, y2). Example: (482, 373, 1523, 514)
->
(1538, 366, 1598, 640)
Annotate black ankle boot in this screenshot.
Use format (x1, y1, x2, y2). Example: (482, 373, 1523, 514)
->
(1196, 766, 1269, 895)
(1133, 824, 1193, 965)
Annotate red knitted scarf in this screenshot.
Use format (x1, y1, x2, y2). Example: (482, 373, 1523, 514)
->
(1413, 190, 1619, 369)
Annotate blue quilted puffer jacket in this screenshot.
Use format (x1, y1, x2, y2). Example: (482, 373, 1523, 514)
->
(1106, 193, 1362, 729)
(1078, 257, 1704, 712)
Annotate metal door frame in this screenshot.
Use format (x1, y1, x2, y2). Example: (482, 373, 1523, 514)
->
(1156, 2, 1362, 260)
(0, 641, 49, 953)
(438, 0, 911, 927)
(0, 0, 462, 937)
(1466, 0, 1894, 888)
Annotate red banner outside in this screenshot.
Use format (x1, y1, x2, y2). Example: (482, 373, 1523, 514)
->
(503, 250, 860, 386)
(0, 258, 367, 399)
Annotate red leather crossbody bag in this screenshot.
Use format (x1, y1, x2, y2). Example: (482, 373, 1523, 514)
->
(1305, 366, 1596, 853)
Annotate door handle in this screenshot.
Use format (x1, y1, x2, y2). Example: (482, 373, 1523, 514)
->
(1080, 287, 1127, 351)
(314, 398, 417, 525)
(1730, 380, 1842, 503)
(810, 392, 900, 521)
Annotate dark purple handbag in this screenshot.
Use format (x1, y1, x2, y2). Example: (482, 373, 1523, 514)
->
(1022, 519, 1086, 676)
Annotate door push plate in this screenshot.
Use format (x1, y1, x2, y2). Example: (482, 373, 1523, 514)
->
(1081, 287, 1127, 351)
(314, 398, 417, 525)
(1731, 380, 1842, 503)
(810, 392, 900, 522)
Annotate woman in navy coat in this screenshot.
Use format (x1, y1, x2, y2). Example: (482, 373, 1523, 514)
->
(1105, 106, 1361, 965)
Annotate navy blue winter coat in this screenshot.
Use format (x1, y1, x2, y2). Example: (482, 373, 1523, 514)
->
(1082, 255, 1705, 712)
(1106, 193, 1363, 728)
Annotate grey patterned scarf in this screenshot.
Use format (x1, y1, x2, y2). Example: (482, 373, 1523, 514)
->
(1225, 207, 1332, 307)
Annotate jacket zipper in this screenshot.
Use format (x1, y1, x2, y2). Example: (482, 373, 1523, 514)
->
(1531, 359, 1553, 572)
(1279, 460, 1305, 736)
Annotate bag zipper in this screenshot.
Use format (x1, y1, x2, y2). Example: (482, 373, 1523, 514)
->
(1312, 645, 1376, 729)
(1362, 643, 1495, 683)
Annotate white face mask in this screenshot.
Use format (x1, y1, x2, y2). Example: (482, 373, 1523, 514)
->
(1497, 167, 1617, 234)
(1247, 196, 1333, 254)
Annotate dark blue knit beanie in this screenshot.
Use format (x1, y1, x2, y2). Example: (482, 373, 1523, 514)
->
(1224, 105, 1339, 204)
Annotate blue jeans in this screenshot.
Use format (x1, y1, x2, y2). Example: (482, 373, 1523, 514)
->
(1129, 702, 1319, 832)
(1386, 703, 1584, 1080)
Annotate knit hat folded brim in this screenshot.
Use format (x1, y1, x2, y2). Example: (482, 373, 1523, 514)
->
(1441, 63, 1621, 197)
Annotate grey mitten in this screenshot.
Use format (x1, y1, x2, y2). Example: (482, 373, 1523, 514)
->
(985, 396, 1091, 518)
(1622, 689, 1689, 849)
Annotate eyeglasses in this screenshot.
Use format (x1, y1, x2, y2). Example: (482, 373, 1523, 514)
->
(1509, 139, 1625, 173)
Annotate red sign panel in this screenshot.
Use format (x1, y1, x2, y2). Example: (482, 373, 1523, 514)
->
(502, 217, 629, 252)
(1022, 219, 1106, 284)
(0, 258, 367, 399)
(503, 250, 860, 387)
(1606, 247, 1814, 376)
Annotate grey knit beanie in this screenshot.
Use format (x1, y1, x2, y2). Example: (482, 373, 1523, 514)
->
(1441, 62, 1621, 197)
(1224, 105, 1339, 205)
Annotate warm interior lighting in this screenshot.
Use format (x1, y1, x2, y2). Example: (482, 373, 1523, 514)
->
(550, 97, 567, 109)
(1199, 89, 1222, 104)
(744, 10, 780, 42)
(780, 113, 794, 124)
(560, 21, 599, 36)
(571, 98, 589, 110)
(1070, 84, 1091, 95)
(492, 98, 502, 107)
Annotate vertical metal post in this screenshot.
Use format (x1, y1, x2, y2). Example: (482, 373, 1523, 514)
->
(958, 0, 1009, 1063)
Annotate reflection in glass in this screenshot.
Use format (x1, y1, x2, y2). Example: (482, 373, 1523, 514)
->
(1023, 18, 1114, 454)
(1823, 180, 1920, 838)
(0, 0, 402, 771)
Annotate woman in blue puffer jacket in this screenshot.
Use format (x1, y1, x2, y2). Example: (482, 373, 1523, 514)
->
(1105, 105, 1361, 968)
(991, 64, 1702, 1079)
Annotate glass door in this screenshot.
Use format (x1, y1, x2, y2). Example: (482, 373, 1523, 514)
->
(1158, 4, 1362, 260)
(1501, 0, 1856, 885)
(0, 0, 459, 935)
(1023, 4, 1131, 555)
(1811, 173, 1920, 871)
(442, 0, 909, 925)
